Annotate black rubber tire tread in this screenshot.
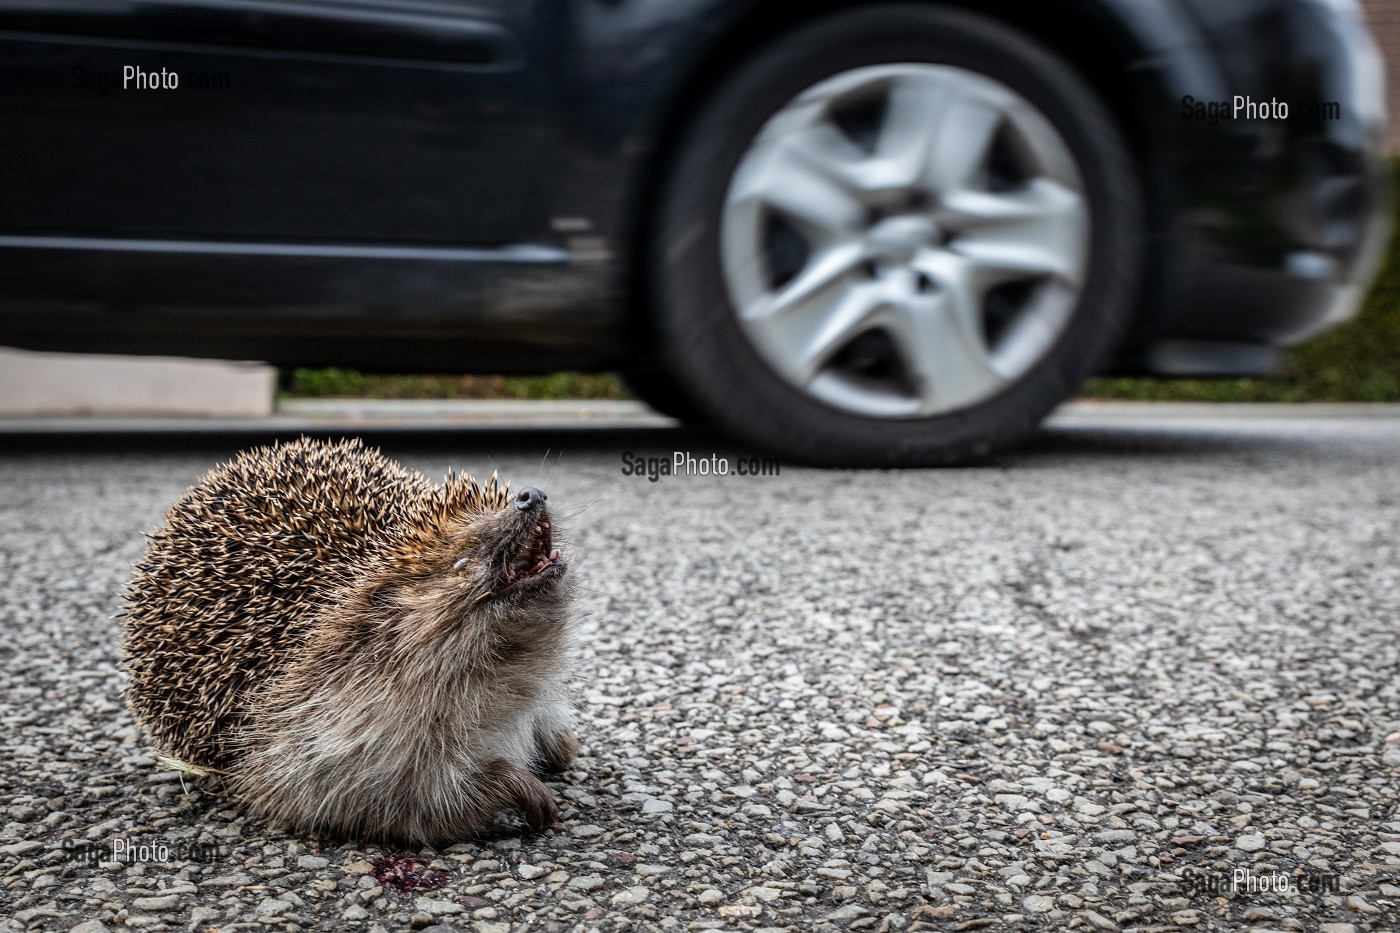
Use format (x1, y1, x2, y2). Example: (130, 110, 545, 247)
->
(620, 367, 709, 424)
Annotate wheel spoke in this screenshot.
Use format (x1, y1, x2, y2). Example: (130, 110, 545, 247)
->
(941, 180, 1087, 285)
(864, 75, 945, 192)
(747, 278, 886, 385)
(729, 135, 867, 243)
(923, 94, 1005, 196)
(894, 283, 1004, 413)
(741, 241, 869, 321)
(869, 72, 1005, 196)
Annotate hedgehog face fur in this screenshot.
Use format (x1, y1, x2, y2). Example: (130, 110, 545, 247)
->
(121, 438, 580, 846)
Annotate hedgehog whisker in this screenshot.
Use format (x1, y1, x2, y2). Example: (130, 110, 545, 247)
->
(555, 499, 602, 519)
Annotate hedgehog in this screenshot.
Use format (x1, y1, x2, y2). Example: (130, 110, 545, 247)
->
(120, 437, 578, 846)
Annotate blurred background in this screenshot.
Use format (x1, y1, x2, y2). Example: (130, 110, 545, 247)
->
(0, 0, 1396, 424)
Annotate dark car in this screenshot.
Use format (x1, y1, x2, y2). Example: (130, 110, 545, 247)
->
(0, 0, 1389, 465)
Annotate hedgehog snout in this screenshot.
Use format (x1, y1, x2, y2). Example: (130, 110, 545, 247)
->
(515, 487, 547, 512)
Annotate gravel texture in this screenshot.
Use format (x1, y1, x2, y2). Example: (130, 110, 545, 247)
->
(2, 411, 1399, 932)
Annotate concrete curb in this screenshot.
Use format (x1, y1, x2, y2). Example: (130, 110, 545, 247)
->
(0, 398, 1397, 433)
(0, 399, 676, 433)
(0, 348, 275, 417)
(1057, 400, 1400, 419)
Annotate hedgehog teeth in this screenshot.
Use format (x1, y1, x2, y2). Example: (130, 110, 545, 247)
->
(495, 517, 562, 592)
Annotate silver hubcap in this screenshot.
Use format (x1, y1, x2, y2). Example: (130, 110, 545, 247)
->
(721, 64, 1089, 418)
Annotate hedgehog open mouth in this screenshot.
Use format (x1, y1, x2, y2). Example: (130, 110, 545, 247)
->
(496, 517, 564, 595)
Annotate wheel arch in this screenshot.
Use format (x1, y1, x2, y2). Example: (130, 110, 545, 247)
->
(622, 0, 1201, 353)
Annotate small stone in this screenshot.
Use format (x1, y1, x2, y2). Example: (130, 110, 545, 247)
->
(1081, 909, 1118, 931)
(1318, 926, 1356, 933)
(641, 799, 673, 815)
(343, 906, 370, 921)
(68, 923, 112, 933)
(418, 897, 464, 914)
(1095, 830, 1136, 845)
(131, 895, 182, 911)
(1235, 834, 1267, 852)
(718, 905, 762, 918)
(1346, 896, 1379, 915)
(1023, 895, 1054, 913)
(517, 864, 549, 880)
(611, 887, 648, 906)
(698, 889, 724, 906)
(204, 872, 252, 887)
(297, 855, 330, 870)
(912, 905, 956, 920)
(567, 874, 604, 892)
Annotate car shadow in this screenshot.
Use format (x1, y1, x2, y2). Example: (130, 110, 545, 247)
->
(1007, 422, 1308, 463)
(0, 420, 1324, 468)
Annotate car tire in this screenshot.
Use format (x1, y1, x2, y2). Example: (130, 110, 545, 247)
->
(649, 4, 1144, 466)
(620, 368, 709, 424)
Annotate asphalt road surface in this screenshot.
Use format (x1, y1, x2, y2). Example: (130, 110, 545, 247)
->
(2, 408, 1399, 933)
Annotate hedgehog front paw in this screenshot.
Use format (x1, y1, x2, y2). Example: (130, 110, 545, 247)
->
(532, 726, 580, 776)
(481, 759, 560, 831)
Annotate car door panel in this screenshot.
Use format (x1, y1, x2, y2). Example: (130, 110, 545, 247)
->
(0, 0, 557, 244)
